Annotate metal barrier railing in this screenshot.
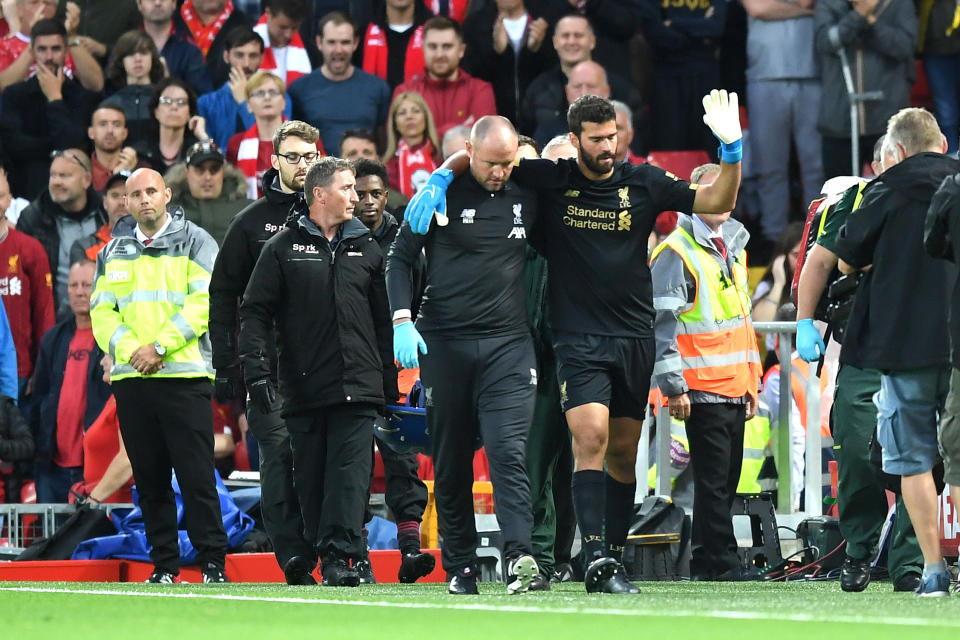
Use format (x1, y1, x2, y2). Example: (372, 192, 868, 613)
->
(645, 321, 822, 516)
(0, 503, 134, 554)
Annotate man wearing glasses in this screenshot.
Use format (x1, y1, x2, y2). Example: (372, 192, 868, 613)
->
(18, 148, 104, 313)
(209, 120, 321, 585)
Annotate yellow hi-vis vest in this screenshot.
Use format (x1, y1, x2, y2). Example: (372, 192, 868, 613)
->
(90, 212, 217, 381)
(737, 403, 771, 494)
(647, 416, 690, 490)
(650, 226, 762, 399)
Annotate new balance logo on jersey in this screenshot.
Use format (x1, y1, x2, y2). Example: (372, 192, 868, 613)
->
(460, 208, 476, 224)
(564, 189, 580, 198)
(529, 368, 537, 385)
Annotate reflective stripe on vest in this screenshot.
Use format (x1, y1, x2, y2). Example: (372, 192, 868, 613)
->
(650, 226, 762, 398)
(737, 412, 771, 494)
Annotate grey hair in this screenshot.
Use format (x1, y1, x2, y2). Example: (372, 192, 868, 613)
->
(609, 99, 632, 125)
(304, 157, 354, 205)
(690, 163, 721, 184)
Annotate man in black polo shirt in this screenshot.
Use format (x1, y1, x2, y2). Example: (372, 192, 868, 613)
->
(404, 92, 743, 593)
(387, 116, 541, 596)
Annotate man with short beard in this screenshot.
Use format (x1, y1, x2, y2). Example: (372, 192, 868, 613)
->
(393, 16, 496, 138)
(208, 120, 320, 585)
(17, 149, 104, 312)
(290, 12, 391, 157)
(87, 103, 142, 192)
(0, 19, 100, 199)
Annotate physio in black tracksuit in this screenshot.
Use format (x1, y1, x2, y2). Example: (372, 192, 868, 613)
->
(386, 118, 539, 590)
(209, 158, 315, 583)
(239, 158, 398, 586)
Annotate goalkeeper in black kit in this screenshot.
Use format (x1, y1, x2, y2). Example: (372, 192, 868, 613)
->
(403, 92, 743, 593)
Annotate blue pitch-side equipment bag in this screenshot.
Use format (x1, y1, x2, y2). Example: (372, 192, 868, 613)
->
(71, 471, 254, 562)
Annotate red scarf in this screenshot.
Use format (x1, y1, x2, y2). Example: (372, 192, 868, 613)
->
(253, 13, 311, 86)
(362, 23, 425, 84)
(180, 0, 234, 58)
(397, 139, 437, 200)
(428, 0, 469, 22)
(235, 123, 264, 199)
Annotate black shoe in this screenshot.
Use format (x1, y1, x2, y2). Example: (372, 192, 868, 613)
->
(322, 559, 360, 587)
(585, 557, 639, 594)
(356, 559, 376, 584)
(448, 565, 479, 595)
(893, 572, 922, 592)
(551, 562, 574, 584)
(398, 551, 436, 583)
(283, 555, 317, 586)
(529, 572, 552, 591)
(569, 553, 586, 582)
(201, 562, 230, 584)
(840, 556, 871, 592)
(145, 568, 181, 584)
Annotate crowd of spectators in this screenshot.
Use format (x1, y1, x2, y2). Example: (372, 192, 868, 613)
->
(0, 0, 957, 584)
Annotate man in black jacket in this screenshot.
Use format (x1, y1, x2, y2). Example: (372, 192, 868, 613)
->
(834, 107, 960, 597)
(239, 157, 397, 588)
(209, 120, 320, 585)
(387, 116, 541, 596)
(353, 158, 434, 584)
(17, 150, 105, 315)
(0, 19, 100, 200)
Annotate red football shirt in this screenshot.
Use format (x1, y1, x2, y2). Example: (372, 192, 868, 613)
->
(0, 227, 55, 377)
(53, 327, 94, 468)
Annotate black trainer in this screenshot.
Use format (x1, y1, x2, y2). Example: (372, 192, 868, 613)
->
(551, 562, 574, 584)
(145, 568, 181, 584)
(529, 572, 552, 591)
(201, 562, 230, 583)
(893, 572, 922, 592)
(448, 565, 479, 595)
(356, 559, 376, 584)
(322, 559, 360, 587)
(283, 555, 317, 585)
(585, 557, 640, 594)
(840, 556, 871, 592)
(398, 551, 436, 583)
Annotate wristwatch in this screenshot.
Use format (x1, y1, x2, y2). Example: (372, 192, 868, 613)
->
(153, 341, 166, 356)
(69, 38, 82, 47)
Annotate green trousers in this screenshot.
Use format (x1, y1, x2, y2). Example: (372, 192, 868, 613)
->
(833, 364, 922, 581)
(525, 350, 574, 575)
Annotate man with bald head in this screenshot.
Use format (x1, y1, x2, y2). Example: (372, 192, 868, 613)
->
(90, 168, 229, 584)
(387, 115, 541, 596)
(565, 61, 610, 104)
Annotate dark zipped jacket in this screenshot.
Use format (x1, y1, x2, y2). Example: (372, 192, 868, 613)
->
(209, 168, 300, 376)
(239, 214, 398, 416)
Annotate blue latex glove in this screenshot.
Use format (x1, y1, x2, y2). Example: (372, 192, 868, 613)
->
(394, 321, 427, 369)
(796, 318, 825, 362)
(405, 169, 453, 235)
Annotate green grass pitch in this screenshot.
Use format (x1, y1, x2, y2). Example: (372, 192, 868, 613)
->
(0, 580, 956, 639)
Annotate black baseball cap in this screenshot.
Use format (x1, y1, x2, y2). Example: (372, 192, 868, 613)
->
(185, 140, 224, 167)
(103, 169, 131, 192)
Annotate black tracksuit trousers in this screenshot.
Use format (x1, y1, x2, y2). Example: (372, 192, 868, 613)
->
(686, 401, 746, 577)
(112, 378, 228, 573)
(246, 401, 314, 568)
(420, 331, 537, 573)
(285, 403, 376, 564)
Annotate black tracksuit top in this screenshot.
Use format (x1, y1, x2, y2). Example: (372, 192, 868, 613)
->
(386, 171, 539, 338)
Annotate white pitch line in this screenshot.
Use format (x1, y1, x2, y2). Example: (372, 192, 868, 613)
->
(0, 586, 956, 628)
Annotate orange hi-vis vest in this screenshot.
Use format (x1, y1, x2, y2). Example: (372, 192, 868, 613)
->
(651, 225, 762, 398)
(763, 358, 831, 438)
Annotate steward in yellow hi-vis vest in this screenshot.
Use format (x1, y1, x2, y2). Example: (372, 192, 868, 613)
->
(89, 168, 227, 583)
(650, 184, 762, 580)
